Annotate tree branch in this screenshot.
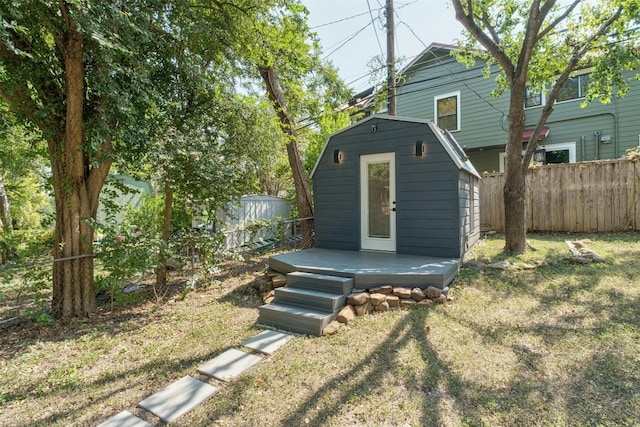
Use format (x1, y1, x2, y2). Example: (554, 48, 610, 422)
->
(522, 6, 623, 171)
(480, 11, 501, 46)
(452, 0, 515, 81)
(537, 0, 580, 41)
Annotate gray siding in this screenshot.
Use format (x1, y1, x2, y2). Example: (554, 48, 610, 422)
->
(313, 116, 479, 259)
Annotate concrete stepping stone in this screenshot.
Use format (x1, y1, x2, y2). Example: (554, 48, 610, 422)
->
(97, 411, 153, 427)
(241, 330, 293, 355)
(138, 376, 217, 423)
(197, 348, 263, 381)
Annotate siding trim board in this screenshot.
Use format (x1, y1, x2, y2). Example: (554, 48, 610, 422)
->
(312, 114, 481, 259)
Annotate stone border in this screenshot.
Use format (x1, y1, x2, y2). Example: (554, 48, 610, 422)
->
(322, 285, 452, 335)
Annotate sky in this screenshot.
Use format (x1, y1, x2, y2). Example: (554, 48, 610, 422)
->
(301, 0, 465, 93)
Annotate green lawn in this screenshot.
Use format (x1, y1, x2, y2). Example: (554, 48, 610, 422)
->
(1, 233, 638, 426)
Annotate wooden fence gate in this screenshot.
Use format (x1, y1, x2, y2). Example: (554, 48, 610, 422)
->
(480, 159, 640, 233)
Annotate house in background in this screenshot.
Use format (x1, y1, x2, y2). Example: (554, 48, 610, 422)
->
(394, 43, 640, 173)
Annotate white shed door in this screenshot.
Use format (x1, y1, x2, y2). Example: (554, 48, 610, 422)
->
(360, 153, 396, 252)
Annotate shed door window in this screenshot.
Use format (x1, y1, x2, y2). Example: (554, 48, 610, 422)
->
(368, 162, 391, 238)
(434, 91, 460, 131)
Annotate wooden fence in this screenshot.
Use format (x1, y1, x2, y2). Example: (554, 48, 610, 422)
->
(480, 159, 640, 233)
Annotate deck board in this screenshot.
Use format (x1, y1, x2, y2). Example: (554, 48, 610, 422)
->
(269, 248, 459, 289)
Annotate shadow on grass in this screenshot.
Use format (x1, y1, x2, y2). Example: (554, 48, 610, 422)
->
(26, 352, 216, 427)
(442, 239, 640, 424)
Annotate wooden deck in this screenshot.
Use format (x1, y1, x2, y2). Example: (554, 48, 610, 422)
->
(269, 248, 460, 289)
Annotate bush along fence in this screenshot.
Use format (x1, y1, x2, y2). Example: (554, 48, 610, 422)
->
(480, 158, 640, 233)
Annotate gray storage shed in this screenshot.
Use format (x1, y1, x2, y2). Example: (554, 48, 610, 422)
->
(311, 115, 481, 259)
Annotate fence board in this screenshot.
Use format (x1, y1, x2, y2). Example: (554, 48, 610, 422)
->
(479, 159, 639, 233)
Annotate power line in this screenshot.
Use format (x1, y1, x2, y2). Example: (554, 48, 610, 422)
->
(396, 20, 506, 118)
(309, 10, 371, 29)
(367, 0, 385, 57)
(321, 22, 372, 61)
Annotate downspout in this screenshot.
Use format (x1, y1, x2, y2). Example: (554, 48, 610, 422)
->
(595, 131, 600, 160)
(581, 135, 585, 161)
(530, 112, 618, 159)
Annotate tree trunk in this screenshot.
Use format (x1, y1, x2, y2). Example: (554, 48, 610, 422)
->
(50, 26, 110, 319)
(258, 65, 314, 247)
(0, 175, 12, 233)
(156, 183, 173, 292)
(503, 89, 528, 254)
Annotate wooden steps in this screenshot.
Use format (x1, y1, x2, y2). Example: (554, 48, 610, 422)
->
(258, 272, 354, 336)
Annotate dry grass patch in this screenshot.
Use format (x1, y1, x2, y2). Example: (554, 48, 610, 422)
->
(1, 234, 639, 426)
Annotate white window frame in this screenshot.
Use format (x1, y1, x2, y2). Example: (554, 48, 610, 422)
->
(499, 142, 576, 173)
(525, 69, 594, 109)
(434, 91, 461, 132)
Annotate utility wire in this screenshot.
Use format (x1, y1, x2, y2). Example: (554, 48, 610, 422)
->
(396, 19, 506, 119)
(310, 10, 371, 29)
(367, 0, 385, 57)
(322, 22, 372, 61)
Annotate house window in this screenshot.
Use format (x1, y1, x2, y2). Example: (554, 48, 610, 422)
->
(541, 142, 576, 164)
(557, 73, 590, 102)
(525, 87, 543, 108)
(434, 91, 460, 131)
(498, 142, 576, 172)
(524, 71, 591, 108)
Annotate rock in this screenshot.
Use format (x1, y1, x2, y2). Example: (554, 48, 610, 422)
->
(265, 269, 281, 278)
(435, 294, 447, 304)
(417, 299, 434, 307)
(572, 239, 592, 249)
(520, 263, 537, 270)
(336, 305, 356, 323)
(488, 260, 511, 269)
(374, 301, 390, 312)
(393, 287, 412, 299)
(252, 277, 266, 290)
(580, 249, 603, 261)
(463, 260, 485, 270)
(262, 290, 275, 304)
(354, 301, 373, 316)
(347, 292, 370, 306)
(399, 299, 417, 308)
(386, 295, 400, 308)
(258, 281, 273, 294)
(369, 293, 387, 306)
(441, 286, 450, 296)
(425, 286, 442, 299)
(369, 285, 393, 294)
(322, 320, 341, 335)
(411, 288, 426, 301)
(271, 275, 287, 287)
(535, 259, 548, 267)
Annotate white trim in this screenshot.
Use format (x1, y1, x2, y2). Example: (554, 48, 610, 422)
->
(540, 142, 577, 162)
(434, 91, 461, 131)
(360, 152, 396, 252)
(499, 142, 577, 172)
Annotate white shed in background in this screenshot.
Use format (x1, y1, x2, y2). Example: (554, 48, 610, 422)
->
(217, 195, 292, 249)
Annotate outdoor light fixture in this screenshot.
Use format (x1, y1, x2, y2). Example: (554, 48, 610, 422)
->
(333, 149, 344, 164)
(534, 147, 546, 164)
(415, 140, 426, 157)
